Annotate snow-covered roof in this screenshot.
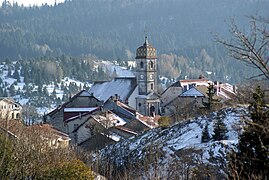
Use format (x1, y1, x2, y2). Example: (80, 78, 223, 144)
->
(179, 87, 205, 97)
(64, 107, 98, 112)
(136, 92, 161, 100)
(90, 111, 127, 128)
(88, 77, 137, 102)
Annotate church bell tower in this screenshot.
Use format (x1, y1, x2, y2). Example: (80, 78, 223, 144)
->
(135, 36, 160, 117)
(135, 36, 157, 95)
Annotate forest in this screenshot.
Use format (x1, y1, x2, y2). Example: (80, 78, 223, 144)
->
(0, 0, 268, 83)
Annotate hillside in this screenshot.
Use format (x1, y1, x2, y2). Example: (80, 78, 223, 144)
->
(0, 57, 133, 122)
(93, 107, 248, 179)
(0, 0, 268, 83)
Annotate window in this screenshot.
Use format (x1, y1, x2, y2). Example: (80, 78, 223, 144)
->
(151, 84, 154, 90)
(140, 61, 144, 68)
(183, 85, 188, 92)
(189, 83, 196, 89)
(150, 61, 154, 69)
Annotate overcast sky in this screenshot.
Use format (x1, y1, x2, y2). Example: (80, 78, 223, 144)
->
(2, 0, 65, 6)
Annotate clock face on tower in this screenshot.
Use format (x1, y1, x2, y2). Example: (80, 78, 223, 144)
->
(140, 74, 144, 79)
(150, 74, 153, 79)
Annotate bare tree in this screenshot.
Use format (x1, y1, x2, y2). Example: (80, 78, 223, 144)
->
(216, 16, 269, 80)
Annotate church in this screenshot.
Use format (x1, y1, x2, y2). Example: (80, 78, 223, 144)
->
(88, 36, 161, 117)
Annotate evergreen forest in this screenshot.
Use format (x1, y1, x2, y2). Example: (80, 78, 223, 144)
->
(0, 0, 268, 83)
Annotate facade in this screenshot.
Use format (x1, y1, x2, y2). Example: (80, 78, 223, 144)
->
(135, 37, 161, 116)
(0, 120, 70, 149)
(0, 97, 22, 120)
(45, 90, 102, 133)
(29, 124, 71, 149)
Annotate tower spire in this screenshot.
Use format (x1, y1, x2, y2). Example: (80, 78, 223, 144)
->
(144, 26, 149, 45)
(144, 36, 149, 46)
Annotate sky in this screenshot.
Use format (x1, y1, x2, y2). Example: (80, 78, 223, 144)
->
(2, 0, 65, 6)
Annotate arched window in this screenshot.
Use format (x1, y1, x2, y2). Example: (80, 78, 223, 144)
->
(140, 61, 144, 68)
(151, 83, 154, 90)
(150, 61, 154, 69)
(150, 105, 156, 117)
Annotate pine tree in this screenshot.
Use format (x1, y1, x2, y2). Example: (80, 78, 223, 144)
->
(201, 122, 211, 143)
(203, 83, 219, 111)
(212, 116, 228, 141)
(12, 68, 20, 82)
(229, 86, 269, 179)
(43, 86, 49, 97)
(9, 84, 16, 96)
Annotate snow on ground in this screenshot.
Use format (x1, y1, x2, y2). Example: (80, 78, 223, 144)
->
(98, 107, 248, 171)
(0, 63, 91, 116)
(98, 60, 135, 77)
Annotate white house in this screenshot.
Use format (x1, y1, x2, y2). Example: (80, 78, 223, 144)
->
(0, 97, 22, 120)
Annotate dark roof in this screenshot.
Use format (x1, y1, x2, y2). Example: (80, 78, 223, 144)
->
(46, 90, 101, 117)
(161, 81, 182, 95)
(110, 126, 137, 136)
(179, 87, 205, 97)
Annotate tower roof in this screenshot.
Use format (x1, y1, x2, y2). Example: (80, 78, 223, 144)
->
(136, 36, 157, 59)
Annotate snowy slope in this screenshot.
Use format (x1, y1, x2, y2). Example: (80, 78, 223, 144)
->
(96, 107, 248, 177)
(96, 60, 135, 78)
(0, 63, 89, 115)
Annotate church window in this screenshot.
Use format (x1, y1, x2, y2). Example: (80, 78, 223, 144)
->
(138, 103, 141, 107)
(150, 61, 154, 69)
(140, 61, 144, 68)
(151, 83, 154, 90)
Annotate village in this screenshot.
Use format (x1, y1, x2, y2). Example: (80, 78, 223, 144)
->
(0, 36, 236, 151)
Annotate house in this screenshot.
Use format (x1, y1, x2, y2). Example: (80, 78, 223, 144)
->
(0, 97, 22, 120)
(71, 110, 136, 150)
(161, 78, 211, 106)
(70, 110, 126, 144)
(45, 85, 159, 150)
(0, 119, 70, 149)
(162, 76, 237, 110)
(67, 96, 158, 148)
(45, 90, 103, 133)
(164, 84, 226, 120)
(28, 124, 71, 149)
(103, 95, 159, 130)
